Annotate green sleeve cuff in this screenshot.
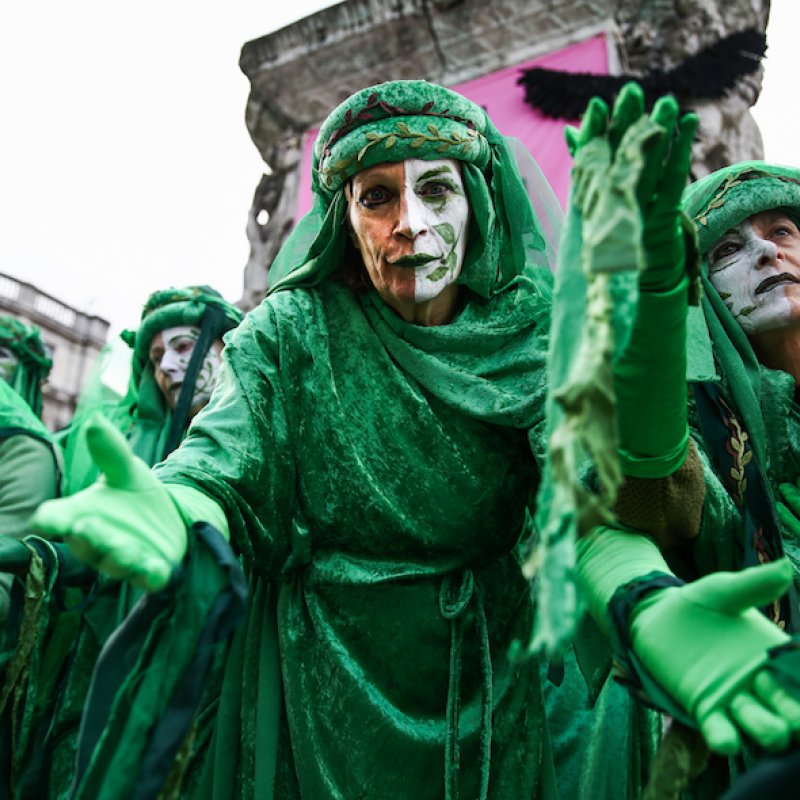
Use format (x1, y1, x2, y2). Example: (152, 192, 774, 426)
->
(165, 484, 230, 541)
(618, 429, 690, 479)
(608, 571, 696, 726)
(576, 525, 673, 634)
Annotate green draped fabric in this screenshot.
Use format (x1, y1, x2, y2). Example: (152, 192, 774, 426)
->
(152, 277, 555, 798)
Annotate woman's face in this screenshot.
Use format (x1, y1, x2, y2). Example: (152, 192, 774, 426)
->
(148, 325, 223, 417)
(708, 209, 800, 335)
(346, 158, 470, 309)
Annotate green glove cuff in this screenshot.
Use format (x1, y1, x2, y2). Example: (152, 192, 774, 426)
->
(608, 570, 696, 726)
(165, 484, 229, 542)
(576, 525, 672, 634)
(615, 275, 690, 478)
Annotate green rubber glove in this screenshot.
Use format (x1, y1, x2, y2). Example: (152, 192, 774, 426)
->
(568, 83, 697, 477)
(31, 415, 226, 592)
(578, 527, 800, 755)
(613, 87, 697, 477)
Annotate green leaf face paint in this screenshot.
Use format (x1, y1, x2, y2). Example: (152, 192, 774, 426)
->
(708, 214, 800, 334)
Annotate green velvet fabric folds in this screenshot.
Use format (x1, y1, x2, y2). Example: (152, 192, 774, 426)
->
(152, 278, 554, 797)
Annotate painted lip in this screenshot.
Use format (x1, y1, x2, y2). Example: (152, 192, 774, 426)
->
(388, 253, 439, 268)
(755, 273, 800, 295)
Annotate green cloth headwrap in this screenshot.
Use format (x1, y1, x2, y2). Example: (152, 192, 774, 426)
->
(121, 285, 245, 369)
(0, 316, 52, 417)
(64, 286, 243, 493)
(268, 79, 551, 299)
(682, 161, 800, 472)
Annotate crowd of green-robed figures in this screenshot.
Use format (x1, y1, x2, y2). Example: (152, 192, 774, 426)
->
(3, 78, 800, 799)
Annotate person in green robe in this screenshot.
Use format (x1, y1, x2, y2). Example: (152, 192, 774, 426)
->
(681, 162, 800, 794)
(0, 316, 59, 536)
(0, 316, 61, 632)
(28, 80, 800, 800)
(680, 160, 800, 577)
(62, 285, 244, 494)
(0, 289, 242, 799)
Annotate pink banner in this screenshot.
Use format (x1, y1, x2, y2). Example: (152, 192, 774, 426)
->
(295, 32, 609, 219)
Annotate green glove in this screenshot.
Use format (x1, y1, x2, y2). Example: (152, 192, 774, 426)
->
(568, 83, 697, 477)
(614, 88, 697, 477)
(578, 527, 800, 755)
(31, 415, 227, 592)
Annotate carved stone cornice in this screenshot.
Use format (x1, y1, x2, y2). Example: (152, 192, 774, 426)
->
(239, 0, 615, 163)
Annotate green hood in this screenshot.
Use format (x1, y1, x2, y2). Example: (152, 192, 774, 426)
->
(64, 286, 243, 494)
(0, 316, 52, 417)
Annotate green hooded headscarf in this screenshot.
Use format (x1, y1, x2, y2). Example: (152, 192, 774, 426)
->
(63, 286, 243, 493)
(268, 79, 557, 298)
(0, 316, 52, 418)
(682, 161, 800, 475)
(119, 285, 245, 464)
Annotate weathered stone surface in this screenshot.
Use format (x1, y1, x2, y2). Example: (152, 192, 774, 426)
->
(613, 0, 770, 178)
(238, 0, 771, 307)
(239, 0, 613, 307)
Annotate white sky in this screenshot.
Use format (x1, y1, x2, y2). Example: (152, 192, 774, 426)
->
(1, 2, 797, 336)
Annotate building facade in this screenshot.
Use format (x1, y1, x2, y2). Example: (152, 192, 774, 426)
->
(236, 0, 770, 309)
(0, 272, 110, 431)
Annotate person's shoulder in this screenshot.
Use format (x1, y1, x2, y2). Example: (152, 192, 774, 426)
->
(226, 284, 347, 361)
(0, 431, 55, 468)
(243, 282, 355, 333)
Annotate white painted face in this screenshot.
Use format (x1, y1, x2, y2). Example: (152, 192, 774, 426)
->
(347, 158, 470, 307)
(708, 210, 800, 335)
(148, 325, 222, 414)
(0, 346, 18, 385)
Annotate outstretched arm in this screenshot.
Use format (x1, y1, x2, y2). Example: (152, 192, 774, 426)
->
(564, 85, 800, 755)
(32, 414, 228, 591)
(578, 525, 800, 755)
(568, 84, 706, 548)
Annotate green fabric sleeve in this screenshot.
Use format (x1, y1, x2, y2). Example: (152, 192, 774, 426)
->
(153, 300, 297, 575)
(576, 526, 672, 635)
(167, 484, 229, 541)
(0, 434, 58, 536)
(615, 274, 690, 478)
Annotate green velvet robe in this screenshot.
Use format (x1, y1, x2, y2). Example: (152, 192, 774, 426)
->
(140, 278, 559, 798)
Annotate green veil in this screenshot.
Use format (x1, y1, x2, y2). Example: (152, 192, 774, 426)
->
(682, 161, 800, 475)
(0, 316, 52, 418)
(63, 286, 243, 493)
